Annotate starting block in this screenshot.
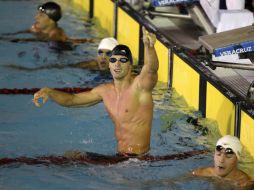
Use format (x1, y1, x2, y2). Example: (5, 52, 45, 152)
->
(199, 25, 254, 102)
(199, 25, 254, 70)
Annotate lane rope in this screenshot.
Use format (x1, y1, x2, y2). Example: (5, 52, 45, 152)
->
(0, 149, 208, 166)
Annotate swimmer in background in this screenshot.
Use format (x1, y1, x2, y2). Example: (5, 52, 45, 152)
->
(2, 37, 118, 72)
(75, 37, 118, 71)
(192, 135, 254, 188)
(1, 1, 92, 43)
(30, 1, 67, 42)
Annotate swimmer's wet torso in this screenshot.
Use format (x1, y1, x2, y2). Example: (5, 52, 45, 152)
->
(100, 81, 153, 155)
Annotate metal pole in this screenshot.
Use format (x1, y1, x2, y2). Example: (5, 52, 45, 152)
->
(144, 10, 192, 19)
(89, 0, 94, 19)
(113, 0, 118, 39)
(234, 101, 241, 138)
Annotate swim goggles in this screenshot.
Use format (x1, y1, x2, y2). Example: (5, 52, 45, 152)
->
(38, 6, 45, 13)
(216, 145, 235, 155)
(109, 57, 129, 63)
(98, 50, 112, 57)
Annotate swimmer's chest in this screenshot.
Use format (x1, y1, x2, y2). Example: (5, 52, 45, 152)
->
(103, 89, 140, 120)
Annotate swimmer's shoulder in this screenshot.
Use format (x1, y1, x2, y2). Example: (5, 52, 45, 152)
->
(92, 82, 114, 93)
(49, 27, 67, 42)
(234, 170, 252, 187)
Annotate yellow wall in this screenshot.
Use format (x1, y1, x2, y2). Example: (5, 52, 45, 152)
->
(66, 0, 254, 162)
(72, 0, 89, 12)
(240, 111, 254, 157)
(94, 0, 115, 36)
(117, 8, 139, 64)
(172, 54, 199, 110)
(156, 41, 169, 83)
(206, 82, 235, 135)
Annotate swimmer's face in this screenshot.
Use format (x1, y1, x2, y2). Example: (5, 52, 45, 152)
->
(109, 55, 131, 80)
(96, 49, 111, 71)
(214, 147, 238, 177)
(34, 11, 53, 30)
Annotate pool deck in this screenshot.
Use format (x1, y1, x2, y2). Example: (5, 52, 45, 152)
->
(145, 6, 254, 100)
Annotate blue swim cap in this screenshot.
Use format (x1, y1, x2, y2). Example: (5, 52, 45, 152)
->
(38, 2, 62, 22)
(111, 44, 133, 64)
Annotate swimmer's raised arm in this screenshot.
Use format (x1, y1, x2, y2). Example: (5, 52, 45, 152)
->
(137, 26, 159, 91)
(33, 87, 102, 108)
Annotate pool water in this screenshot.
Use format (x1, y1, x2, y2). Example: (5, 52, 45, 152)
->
(0, 0, 253, 190)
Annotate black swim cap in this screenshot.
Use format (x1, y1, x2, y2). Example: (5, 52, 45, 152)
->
(38, 2, 62, 22)
(111, 45, 133, 64)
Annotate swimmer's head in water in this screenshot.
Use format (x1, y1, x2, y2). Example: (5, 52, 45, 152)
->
(38, 2, 62, 22)
(216, 135, 242, 160)
(98, 37, 118, 51)
(111, 45, 133, 64)
(96, 38, 118, 71)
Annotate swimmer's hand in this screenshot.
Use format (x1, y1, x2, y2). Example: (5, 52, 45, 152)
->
(142, 26, 156, 48)
(33, 87, 50, 107)
(30, 24, 40, 33)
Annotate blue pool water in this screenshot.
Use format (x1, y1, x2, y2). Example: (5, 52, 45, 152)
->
(0, 0, 253, 190)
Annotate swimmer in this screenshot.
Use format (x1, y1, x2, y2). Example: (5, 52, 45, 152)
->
(192, 135, 254, 188)
(2, 37, 118, 71)
(68, 37, 119, 71)
(1, 2, 92, 43)
(30, 1, 67, 42)
(33, 26, 158, 155)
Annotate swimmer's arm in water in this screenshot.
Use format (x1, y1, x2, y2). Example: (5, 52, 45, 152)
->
(67, 38, 94, 44)
(192, 167, 254, 188)
(1, 30, 93, 44)
(234, 174, 254, 188)
(2, 60, 97, 71)
(33, 86, 102, 108)
(0, 28, 34, 42)
(70, 60, 98, 69)
(1, 29, 31, 36)
(137, 26, 158, 91)
(192, 167, 214, 177)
